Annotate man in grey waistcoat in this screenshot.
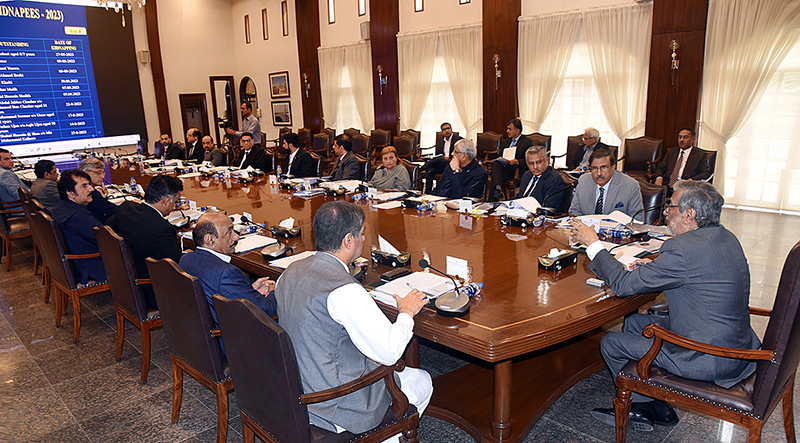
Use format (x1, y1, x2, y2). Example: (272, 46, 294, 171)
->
(275, 201, 432, 436)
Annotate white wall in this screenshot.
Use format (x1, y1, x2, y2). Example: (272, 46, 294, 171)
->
(522, 0, 634, 16)
(399, 0, 482, 34)
(319, 0, 368, 47)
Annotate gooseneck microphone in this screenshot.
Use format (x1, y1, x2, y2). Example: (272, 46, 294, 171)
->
(536, 181, 577, 217)
(419, 259, 470, 317)
(626, 204, 665, 240)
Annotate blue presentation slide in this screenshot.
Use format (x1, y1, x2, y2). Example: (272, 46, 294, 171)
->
(0, 1, 104, 149)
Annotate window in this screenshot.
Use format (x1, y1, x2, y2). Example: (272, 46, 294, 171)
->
(724, 41, 800, 210)
(358, 0, 366, 16)
(328, 0, 335, 24)
(335, 68, 362, 134)
(415, 0, 423, 13)
(261, 8, 268, 40)
(244, 15, 250, 44)
(541, 42, 621, 164)
(417, 56, 466, 154)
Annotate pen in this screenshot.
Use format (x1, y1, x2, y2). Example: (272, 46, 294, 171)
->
(594, 288, 614, 303)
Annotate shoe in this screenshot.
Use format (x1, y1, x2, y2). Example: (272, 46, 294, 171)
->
(633, 401, 679, 426)
(590, 407, 654, 432)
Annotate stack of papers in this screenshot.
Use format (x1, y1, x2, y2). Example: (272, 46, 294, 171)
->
(491, 197, 542, 217)
(294, 189, 326, 198)
(369, 272, 455, 308)
(319, 180, 363, 192)
(234, 235, 277, 253)
(375, 192, 406, 201)
(270, 250, 316, 269)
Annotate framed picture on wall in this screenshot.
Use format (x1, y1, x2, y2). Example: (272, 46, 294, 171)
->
(271, 101, 292, 126)
(269, 71, 290, 98)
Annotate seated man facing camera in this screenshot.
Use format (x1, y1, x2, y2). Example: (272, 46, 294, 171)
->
(432, 139, 488, 199)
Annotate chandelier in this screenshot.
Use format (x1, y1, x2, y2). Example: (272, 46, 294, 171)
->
(97, 0, 146, 27)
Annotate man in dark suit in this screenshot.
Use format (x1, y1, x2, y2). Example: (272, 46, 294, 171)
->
(184, 127, 205, 162)
(106, 174, 184, 308)
(567, 127, 609, 171)
(51, 170, 106, 284)
(329, 136, 359, 181)
(179, 213, 277, 327)
(283, 132, 316, 178)
(161, 132, 183, 160)
(488, 118, 534, 202)
(420, 122, 464, 194)
(433, 139, 488, 199)
(201, 136, 225, 166)
(569, 180, 760, 431)
(514, 146, 566, 210)
(653, 128, 710, 194)
(233, 132, 270, 171)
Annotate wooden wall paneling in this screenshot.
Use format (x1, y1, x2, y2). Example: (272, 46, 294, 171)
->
(295, 0, 323, 132)
(482, 0, 520, 134)
(144, 0, 170, 138)
(369, 0, 400, 135)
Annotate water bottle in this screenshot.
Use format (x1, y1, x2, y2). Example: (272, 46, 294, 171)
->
(276, 165, 283, 181)
(129, 177, 138, 194)
(351, 192, 367, 201)
(417, 202, 436, 212)
(460, 282, 483, 298)
(160, 155, 165, 167)
(600, 226, 631, 239)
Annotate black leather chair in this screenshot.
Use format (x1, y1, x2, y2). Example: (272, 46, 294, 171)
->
(311, 133, 332, 159)
(614, 240, 800, 443)
(476, 131, 502, 161)
(402, 159, 421, 192)
(298, 127, 314, 149)
(351, 133, 370, 157)
(212, 295, 421, 443)
(146, 258, 234, 443)
(400, 129, 420, 153)
(523, 132, 552, 154)
(94, 226, 161, 384)
(20, 193, 50, 302)
(393, 134, 417, 162)
(369, 129, 392, 159)
(551, 134, 584, 168)
(557, 170, 577, 215)
(0, 197, 31, 272)
(356, 155, 370, 182)
(621, 136, 663, 182)
(30, 212, 108, 342)
(637, 181, 667, 225)
(343, 127, 360, 140)
(695, 148, 717, 184)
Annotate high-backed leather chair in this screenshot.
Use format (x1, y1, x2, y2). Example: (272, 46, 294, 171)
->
(614, 240, 800, 443)
(476, 131, 502, 161)
(402, 159, 421, 192)
(357, 154, 370, 182)
(551, 135, 584, 168)
(393, 134, 417, 162)
(523, 132, 552, 154)
(18, 187, 44, 276)
(351, 133, 370, 156)
(343, 127, 360, 140)
(557, 171, 578, 215)
(212, 295, 421, 443)
(146, 257, 234, 443)
(434, 130, 460, 156)
(369, 129, 392, 158)
(94, 226, 161, 384)
(297, 127, 313, 148)
(621, 136, 663, 182)
(637, 181, 666, 225)
(0, 197, 31, 272)
(696, 148, 717, 184)
(400, 129, 420, 153)
(309, 152, 325, 177)
(311, 133, 332, 159)
(30, 212, 108, 343)
(20, 194, 50, 302)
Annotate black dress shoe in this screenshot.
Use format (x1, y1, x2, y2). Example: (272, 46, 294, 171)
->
(632, 401, 679, 426)
(590, 407, 654, 432)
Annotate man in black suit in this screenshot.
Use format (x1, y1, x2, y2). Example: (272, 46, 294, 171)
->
(201, 136, 225, 166)
(433, 139, 487, 199)
(233, 132, 270, 171)
(106, 175, 184, 309)
(514, 146, 566, 210)
(329, 136, 359, 181)
(420, 122, 464, 194)
(185, 127, 205, 162)
(567, 127, 609, 171)
(653, 128, 710, 195)
(488, 118, 533, 202)
(283, 132, 316, 178)
(161, 132, 183, 160)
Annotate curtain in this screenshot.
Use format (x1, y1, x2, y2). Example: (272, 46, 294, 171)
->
(397, 32, 438, 131)
(584, 2, 652, 153)
(440, 25, 483, 141)
(317, 45, 345, 130)
(517, 12, 581, 133)
(699, 0, 800, 200)
(344, 41, 375, 132)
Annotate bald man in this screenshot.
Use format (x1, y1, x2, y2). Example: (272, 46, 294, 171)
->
(179, 213, 276, 326)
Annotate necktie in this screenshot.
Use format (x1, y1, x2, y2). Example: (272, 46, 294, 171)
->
(510, 138, 517, 147)
(669, 150, 686, 187)
(595, 187, 604, 214)
(239, 150, 248, 168)
(523, 175, 539, 198)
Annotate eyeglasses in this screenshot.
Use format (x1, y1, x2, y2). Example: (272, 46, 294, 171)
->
(452, 150, 464, 155)
(582, 136, 596, 141)
(589, 165, 611, 173)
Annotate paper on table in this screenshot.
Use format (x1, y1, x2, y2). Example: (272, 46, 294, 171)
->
(234, 235, 278, 253)
(505, 196, 541, 213)
(378, 235, 401, 255)
(446, 256, 469, 279)
(167, 209, 203, 221)
(320, 180, 362, 192)
(605, 210, 633, 225)
(178, 172, 202, 178)
(375, 201, 402, 210)
(270, 250, 315, 269)
(279, 217, 295, 229)
(375, 191, 406, 201)
(502, 147, 516, 161)
(369, 272, 455, 307)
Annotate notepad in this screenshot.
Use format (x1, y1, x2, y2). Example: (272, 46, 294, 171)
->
(369, 272, 455, 308)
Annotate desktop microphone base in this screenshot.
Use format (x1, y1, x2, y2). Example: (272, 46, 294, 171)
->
(435, 291, 470, 317)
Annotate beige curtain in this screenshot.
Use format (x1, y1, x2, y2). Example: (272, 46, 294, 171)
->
(439, 25, 483, 141)
(317, 45, 345, 130)
(397, 32, 438, 131)
(345, 41, 375, 132)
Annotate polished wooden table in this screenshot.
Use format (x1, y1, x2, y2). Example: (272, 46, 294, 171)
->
(108, 162, 657, 442)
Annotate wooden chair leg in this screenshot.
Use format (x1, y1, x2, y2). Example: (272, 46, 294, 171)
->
(33, 244, 40, 275)
(401, 424, 419, 443)
(242, 417, 255, 443)
(614, 387, 632, 443)
(5, 236, 11, 271)
(115, 308, 125, 361)
(747, 419, 763, 443)
(783, 378, 796, 443)
(214, 383, 230, 443)
(43, 265, 50, 303)
(72, 292, 81, 343)
(171, 357, 183, 423)
(55, 288, 63, 327)
(140, 322, 152, 384)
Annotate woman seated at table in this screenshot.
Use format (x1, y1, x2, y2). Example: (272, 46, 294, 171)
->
(78, 157, 118, 222)
(370, 146, 411, 191)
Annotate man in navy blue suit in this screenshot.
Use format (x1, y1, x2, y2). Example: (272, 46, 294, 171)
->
(514, 145, 566, 209)
(179, 212, 277, 326)
(51, 170, 106, 284)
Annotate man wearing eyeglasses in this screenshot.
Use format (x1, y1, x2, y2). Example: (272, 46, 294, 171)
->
(568, 127, 609, 171)
(568, 149, 643, 220)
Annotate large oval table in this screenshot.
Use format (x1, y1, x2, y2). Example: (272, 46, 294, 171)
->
(109, 162, 656, 442)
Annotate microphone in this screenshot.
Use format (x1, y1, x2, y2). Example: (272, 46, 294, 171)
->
(626, 203, 665, 240)
(536, 181, 577, 217)
(463, 177, 484, 201)
(418, 259, 470, 317)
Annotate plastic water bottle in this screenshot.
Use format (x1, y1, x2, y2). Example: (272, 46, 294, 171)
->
(460, 282, 483, 298)
(160, 155, 165, 167)
(276, 165, 283, 181)
(600, 226, 631, 239)
(129, 177, 138, 194)
(417, 202, 436, 212)
(351, 192, 367, 201)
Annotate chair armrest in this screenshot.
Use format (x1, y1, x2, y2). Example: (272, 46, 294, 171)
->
(301, 360, 409, 411)
(65, 252, 101, 260)
(636, 324, 774, 380)
(749, 306, 772, 316)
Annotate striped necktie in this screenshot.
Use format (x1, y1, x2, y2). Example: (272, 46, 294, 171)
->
(523, 175, 539, 198)
(669, 150, 686, 187)
(595, 187, 604, 214)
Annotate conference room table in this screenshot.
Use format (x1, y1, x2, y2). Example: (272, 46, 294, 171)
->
(108, 161, 657, 443)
